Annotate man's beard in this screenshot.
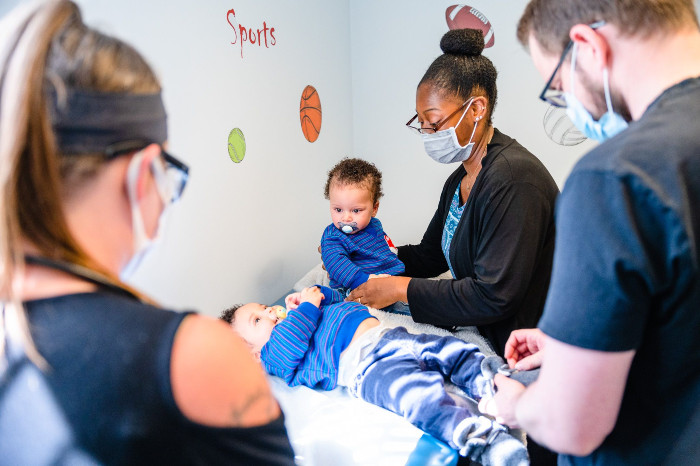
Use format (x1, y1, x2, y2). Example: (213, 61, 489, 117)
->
(578, 67, 633, 122)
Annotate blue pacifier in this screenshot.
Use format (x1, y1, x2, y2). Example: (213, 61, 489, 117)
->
(338, 222, 359, 234)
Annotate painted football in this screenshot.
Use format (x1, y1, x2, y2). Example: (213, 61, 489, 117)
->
(445, 4, 495, 48)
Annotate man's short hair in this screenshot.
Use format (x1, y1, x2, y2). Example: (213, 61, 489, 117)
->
(517, 0, 699, 55)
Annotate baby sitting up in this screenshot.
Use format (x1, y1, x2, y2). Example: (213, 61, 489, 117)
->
(220, 285, 529, 466)
(320, 159, 401, 281)
(321, 157, 408, 314)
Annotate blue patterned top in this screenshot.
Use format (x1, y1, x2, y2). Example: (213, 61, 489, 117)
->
(441, 183, 465, 278)
(261, 286, 374, 390)
(321, 217, 404, 289)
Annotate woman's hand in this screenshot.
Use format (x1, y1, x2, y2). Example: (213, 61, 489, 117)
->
(346, 276, 411, 309)
(504, 328, 546, 370)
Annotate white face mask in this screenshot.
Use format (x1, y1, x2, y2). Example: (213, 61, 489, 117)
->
(120, 150, 172, 281)
(421, 99, 478, 164)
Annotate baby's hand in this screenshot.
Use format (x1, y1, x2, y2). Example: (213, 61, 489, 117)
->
(300, 286, 324, 308)
(368, 274, 390, 279)
(285, 292, 302, 310)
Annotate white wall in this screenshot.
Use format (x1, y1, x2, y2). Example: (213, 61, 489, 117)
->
(349, 0, 595, 248)
(57, 0, 354, 314)
(6, 1, 695, 317)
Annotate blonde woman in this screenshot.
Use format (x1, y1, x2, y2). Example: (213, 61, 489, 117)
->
(0, 1, 293, 463)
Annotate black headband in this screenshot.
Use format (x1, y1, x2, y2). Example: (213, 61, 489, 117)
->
(48, 88, 168, 155)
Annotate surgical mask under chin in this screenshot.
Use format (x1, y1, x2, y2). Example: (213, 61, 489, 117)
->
(421, 100, 478, 164)
(564, 44, 628, 142)
(120, 150, 171, 280)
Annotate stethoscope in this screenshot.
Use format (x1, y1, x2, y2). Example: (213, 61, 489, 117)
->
(24, 255, 140, 302)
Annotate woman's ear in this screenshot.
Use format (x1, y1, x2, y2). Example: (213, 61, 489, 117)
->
(131, 143, 162, 201)
(471, 96, 488, 122)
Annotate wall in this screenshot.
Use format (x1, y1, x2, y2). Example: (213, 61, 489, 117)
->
(348, 0, 596, 248)
(0, 0, 355, 314)
(75, 0, 355, 313)
(4, 1, 692, 316)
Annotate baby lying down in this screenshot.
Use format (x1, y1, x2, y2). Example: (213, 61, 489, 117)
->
(220, 285, 534, 466)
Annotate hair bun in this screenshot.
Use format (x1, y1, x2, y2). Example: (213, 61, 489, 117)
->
(440, 29, 485, 56)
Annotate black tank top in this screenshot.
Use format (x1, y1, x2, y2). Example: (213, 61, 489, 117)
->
(24, 291, 294, 465)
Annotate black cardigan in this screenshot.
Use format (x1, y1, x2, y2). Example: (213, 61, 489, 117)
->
(398, 129, 559, 356)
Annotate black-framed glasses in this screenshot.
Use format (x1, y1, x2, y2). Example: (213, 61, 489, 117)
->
(539, 40, 575, 108)
(406, 99, 471, 134)
(105, 140, 190, 202)
(539, 21, 606, 108)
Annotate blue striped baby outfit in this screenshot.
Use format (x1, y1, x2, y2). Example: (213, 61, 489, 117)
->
(261, 286, 376, 390)
(321, 217, 405, 290)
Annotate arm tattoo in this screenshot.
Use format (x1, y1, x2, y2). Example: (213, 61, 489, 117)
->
(230, 387, 278, 425)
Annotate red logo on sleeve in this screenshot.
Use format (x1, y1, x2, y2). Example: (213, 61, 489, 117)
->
(384, 235, 399, 254)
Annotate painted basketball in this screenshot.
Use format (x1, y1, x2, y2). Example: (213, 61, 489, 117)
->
(227, 127, 246, 163)
(299, 85, 322, 143)
(445, 5, 495, 48)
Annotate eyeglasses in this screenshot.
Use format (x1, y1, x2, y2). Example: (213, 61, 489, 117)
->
(539, 41, 574, 108)
(406, 99, 471, 134)
(539, 21, 606, 108)
(105, 140, 190, 203)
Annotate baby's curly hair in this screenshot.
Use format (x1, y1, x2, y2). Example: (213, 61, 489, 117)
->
(219, 304, 242, 324)
(324, 158, 383, 204)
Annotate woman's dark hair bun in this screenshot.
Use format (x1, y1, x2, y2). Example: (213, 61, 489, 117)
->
(440, 29, 485, 56)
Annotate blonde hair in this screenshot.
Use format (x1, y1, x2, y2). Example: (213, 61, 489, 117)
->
(0, 0, 161, 363)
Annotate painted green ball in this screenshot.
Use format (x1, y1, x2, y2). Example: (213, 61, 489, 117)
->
(227, 128, 246, 163)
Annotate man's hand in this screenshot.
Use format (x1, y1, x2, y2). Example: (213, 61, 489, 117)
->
(478, 374, 526, 428)
(504, 328, 546, 370)
(346, 276, 410, 309)
(300, 286, 324, 308)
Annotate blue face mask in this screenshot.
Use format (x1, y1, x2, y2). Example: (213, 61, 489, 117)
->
(564, 43, 628, 142)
